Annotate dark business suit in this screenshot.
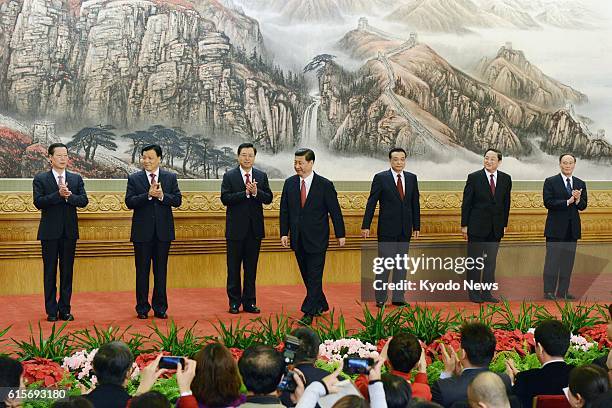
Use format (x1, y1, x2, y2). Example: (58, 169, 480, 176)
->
(513, 361, 574, 408)
(543, 174, 587, 297)
(362, 170, 420, 303)
(221, 166, 273, 308)
(85, 383, 130, 408)
(431, 368, 511, 408)
(125, 169, 182, 316)
(461, 169, 512, 300)
(33, 170, 88, 317)
(280, 173, 345, 315)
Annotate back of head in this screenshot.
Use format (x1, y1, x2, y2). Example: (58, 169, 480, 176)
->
(534, 320, 570, 357)
(569, 365, 609, 406)
(0, 356, 22, 388)
(292, 327, 321, 364)
(460, 323, 496, 366)
(467, 372, 510, 408)
(51, 397, 94, 408)
(192, 342, 242, 406)
(387, 333, 421, 373)
(92, 341, 134, 386)
(332, 395, 369, 408)
(130, 391, 170, 408)
(408, 402, 444, 408)
(238, 344, 284, 395)
(382, 373, 412, 408)
(591, 390, 612, 408)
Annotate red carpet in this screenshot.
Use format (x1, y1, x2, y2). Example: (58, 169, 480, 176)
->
(0, 283, 597, 352)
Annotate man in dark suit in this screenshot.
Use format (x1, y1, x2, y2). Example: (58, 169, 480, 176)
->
(125, 144, 182, 320)
(280, 148, 345, 325)
(33, 143, 89, 322)
(505, 320, 573, 408)
(361, 147, 420, 307)
(221, 142, 273, 315)
(542, 153, 587, 300)
(86, 341, 133, 408)
(432, 323, 512, 408)
(461, 148, 512, 303)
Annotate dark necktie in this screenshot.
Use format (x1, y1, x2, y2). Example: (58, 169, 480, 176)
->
(300, 180, 307, 208)
(489, 174, 495, 196)
(396, 174, 404, 200)
(150, 173, 156, 185)
(566, 177, 572, 195)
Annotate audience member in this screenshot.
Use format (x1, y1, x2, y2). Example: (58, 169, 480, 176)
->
(506, 320, 573, 408)
(568, 365, 609, 408)
(238, 345, 286, 408)
(382, 373, 412, 408)
(467, 372, 510, 408)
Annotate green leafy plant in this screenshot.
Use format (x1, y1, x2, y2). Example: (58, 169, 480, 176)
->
(12, 322, 72, 363)
(494, 300, 547, 332)
(547, 301, 601, 333)
(212, 318, 258, 349)
(313, 309, 351, 341)
(250, 313, 292, 346)
(70, 325, 144, 356)
(0, 325, 11, 355)
(147, 320, 204, 358)
(457, 304, 499, 327)
(355, 304, 404, 344)
(402, 304, 461, 344)
(490, 350, 541, 373)
(565, 344, 608, 367)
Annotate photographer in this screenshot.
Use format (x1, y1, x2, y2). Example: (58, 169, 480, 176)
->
(280, 328, 330, 406)
(238, 345, 286, 408)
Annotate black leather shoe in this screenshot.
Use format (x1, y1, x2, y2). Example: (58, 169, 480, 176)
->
(376, 302, 385, 308)
(298, 314, 313, 326)
(482, 296, 500, 303)
(558, 293, 577, 300)
(137, 313, 148, 319)
(47, 314, 58, 322)
(60, 313, 74, 321)
(154, 312, 168, 319)
(391, 301, 407, 307)
(229, 306, 240, 314)
(544, 292, 556, 300)
(469, 296, 484, 304)
(243, 305, 261, 314)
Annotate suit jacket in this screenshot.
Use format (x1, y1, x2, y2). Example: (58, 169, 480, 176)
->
(461, 169, 512, 240)
(280, 173, 345, 254)
(361, 170, 420, 238)
(125, 169, 182, 242)
(85, 383, 130, 408)
(513, 361, 574, 408)
(431, 368, 512, 408)
(221, 166, 273, 240)
(33, 170, 89, 240)
(543, 174, 587, 240)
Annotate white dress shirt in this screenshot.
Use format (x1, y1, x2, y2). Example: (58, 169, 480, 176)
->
(485, 169, 498, 187)
(391, 169, 405, 193)
(145, 168, 161, 200)
(300, 172, 315, 198)
(240, 166, 256, 197)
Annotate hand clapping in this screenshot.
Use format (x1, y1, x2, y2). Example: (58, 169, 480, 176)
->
(149, 181, 163, 199)
(246, 179, 258, 196)
(58, 181, 71, 199)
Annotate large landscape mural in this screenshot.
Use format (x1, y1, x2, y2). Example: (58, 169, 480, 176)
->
(0, 0, 611, 179)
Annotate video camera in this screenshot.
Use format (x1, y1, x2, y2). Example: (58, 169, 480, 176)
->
(277, 334, 302, 392)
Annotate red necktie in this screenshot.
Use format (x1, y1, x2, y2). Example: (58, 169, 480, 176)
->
(150, 173, 156, 184)
(489, 174, 495, 196)
(245, 173, 250, 185)
(396, 174, 404, 200)
(300, 180, 307, 208)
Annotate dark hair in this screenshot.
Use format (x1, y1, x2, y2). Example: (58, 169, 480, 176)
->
(608, 304, 612, 319)
(388, 148, 407, 159)
(332, 395, 369, 408)
(295, 148, 315, 162)
(408, 401, 444, 408)
(238, 344, 284, 395)
(559, 153, 576, 163)
(192, 343, 242, 406)
(382, 373, 412, 408)
(238, 143, 257, 156)
(592, 390, 612, 408)
(0, 356, 23, 388)
(92, 341, 134, 386)
(130, 391, 170, 408)
(569, 365, 609, 407)
(460, 323, 496, 366)
(51, 397, 94, 408)
(48, 143, 68, 156)
(534, 320, 570, 357)
(484, 148, 502, 161)
(292, 327, 321, 364)
(142, 144, 163, 158)
(387, 333, 421, 373)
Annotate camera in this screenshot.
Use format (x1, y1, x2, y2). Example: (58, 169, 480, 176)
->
(343, 357, 373, 375)
(277, 335, 302, 392)
(158, 356, 185, 369)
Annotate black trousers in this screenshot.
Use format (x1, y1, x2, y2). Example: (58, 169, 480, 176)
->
(41, 237, 76, 317)
(133, 239, 171, 315)
(543, 224, 577, 296)
(295, 238, 328, 316)
(467, 231, 500, 299)
(375, 235, 410, 303)
(226, 225, 262, 308)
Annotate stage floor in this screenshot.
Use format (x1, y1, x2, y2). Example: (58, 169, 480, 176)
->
(0, 282, 601, 349)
